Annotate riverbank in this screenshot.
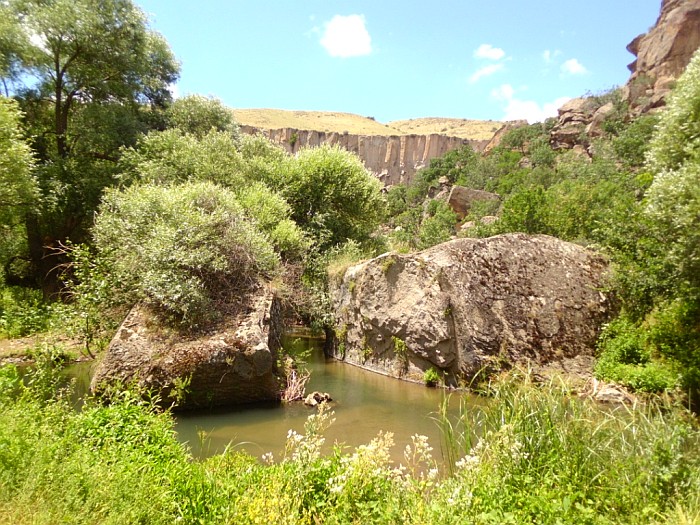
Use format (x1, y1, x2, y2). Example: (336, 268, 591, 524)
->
(1, 363, 698, 524)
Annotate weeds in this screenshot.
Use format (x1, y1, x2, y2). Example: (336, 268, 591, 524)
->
(0, 364, 698, 524)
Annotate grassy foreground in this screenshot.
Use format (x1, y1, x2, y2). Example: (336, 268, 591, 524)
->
(0, 364, 698, 524)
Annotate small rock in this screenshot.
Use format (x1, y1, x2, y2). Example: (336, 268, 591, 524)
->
(304, 391, 333, 407)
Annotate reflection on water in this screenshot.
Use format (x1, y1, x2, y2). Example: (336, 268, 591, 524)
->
(63, 337, 475, 463)
(176, 341, 470, 462)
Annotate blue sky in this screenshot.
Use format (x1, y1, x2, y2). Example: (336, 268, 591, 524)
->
(137, 1, 662, 123)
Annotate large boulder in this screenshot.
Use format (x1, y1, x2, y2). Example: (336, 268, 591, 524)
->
(330, 234, 613, 386)
(90, 288, 284, 409)
(446, 185, 500, 221)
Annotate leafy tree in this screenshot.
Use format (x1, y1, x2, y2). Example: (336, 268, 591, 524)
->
(281, 144, 384, 250)
(165, 95, 239, 139)
(0, 97, 36, 285)
(0, 97, 36, 222)
(5, 0, 179, 296)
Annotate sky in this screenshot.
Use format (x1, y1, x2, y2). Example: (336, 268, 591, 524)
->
(136, 1, 662, 124)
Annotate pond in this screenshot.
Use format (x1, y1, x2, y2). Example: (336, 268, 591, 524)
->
(64, 337, 474, 463)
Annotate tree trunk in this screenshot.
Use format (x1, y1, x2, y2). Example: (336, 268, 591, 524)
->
(24, 212, 62, 300)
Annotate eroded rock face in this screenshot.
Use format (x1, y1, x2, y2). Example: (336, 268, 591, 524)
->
(625, 0, 700, 112)
(330, 234, 613, 385)
(239, 125, 489, 186)
(90, 289, 283, 409)
(446, 185, 501, 221)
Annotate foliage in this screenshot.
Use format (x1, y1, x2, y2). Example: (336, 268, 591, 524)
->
(0, 97, 36, 221)
(89, 182, 279, 328)
(165, 94, 239, 139)
(0, 369, 698, 524)
(594, 316, 679, 392)
(0, 286, 68, 338)
(280, 144, 384, 251)
(647, 50, 700, 174)
(423, 367, 441, 386)
(417, 200, 457, 250)
(4, 0, 180, 294)
(433, 372, 700, 524)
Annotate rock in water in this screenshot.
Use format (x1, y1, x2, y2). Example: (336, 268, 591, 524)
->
(90, 288, 284, 409)
(330, 234, 613, 386)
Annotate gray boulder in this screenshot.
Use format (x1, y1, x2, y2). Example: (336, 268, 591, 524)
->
(90, 288, 284, 409)
(330, 234, 613, 386)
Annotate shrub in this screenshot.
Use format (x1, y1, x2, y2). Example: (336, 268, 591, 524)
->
(282, 144, 384, 250)
(594, 316, 678, 393)
(90, 182, 279, 328)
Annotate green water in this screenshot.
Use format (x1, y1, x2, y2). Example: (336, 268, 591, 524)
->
(65, 339, 470, 463)
(176, 338, 468, 462)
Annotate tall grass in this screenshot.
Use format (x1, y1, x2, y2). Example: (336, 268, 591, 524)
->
(0, 363, 698, 524)
(433, 371, 700, 523)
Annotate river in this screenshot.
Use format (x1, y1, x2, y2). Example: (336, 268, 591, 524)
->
(64, 337, 472, 463)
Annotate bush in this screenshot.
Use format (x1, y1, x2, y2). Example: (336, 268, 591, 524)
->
(594, 317, 678, 393)
(90, 182, 279, 328)
(282, 144, 384, 251)
(165, 94, 239, 139)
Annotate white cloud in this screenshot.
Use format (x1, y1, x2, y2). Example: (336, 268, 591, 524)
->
(474, 44, 505, 61)
(542, 49, 562, 64)
(469, 63, 504, 84)
(320, 14, 372, 58)
(491, 84, 569, 123)
(561, 58, 587, 75)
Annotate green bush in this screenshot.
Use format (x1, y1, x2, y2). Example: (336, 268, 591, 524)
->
(165, 94, 239, 139)
(417, 201, 457, 250)
(594, 317, 678, 393)
(90, 182, 279, 328)
(282, 144, 384, 250)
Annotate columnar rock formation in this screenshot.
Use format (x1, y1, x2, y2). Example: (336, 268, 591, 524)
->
(330, 234, 613, 386)
(240, 125, 489, 186)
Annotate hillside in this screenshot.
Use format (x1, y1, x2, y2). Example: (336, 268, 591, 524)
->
(233, 108, 501, 140)
(388, 117, 502, 140)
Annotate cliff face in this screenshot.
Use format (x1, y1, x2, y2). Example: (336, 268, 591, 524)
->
(240, 125, 489, 186)
(624, 0, 700, 112)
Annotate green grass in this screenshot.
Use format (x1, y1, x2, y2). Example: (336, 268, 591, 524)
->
(0, 364, 698, 524)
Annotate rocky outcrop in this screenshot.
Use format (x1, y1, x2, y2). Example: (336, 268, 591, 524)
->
(624, 0, 700, 112)
(90, 288, 284, 409)
(483, 120, 528, 154)
(330, 234, 612, 386)
(445, 186, 501, 221)
(549, 98, 599, 150)
(549, 0, 700, 149)
(240, 125, 489, 186)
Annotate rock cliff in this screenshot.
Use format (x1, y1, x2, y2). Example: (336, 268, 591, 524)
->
(624, 0, 700, 112)
(329, 234, 613, 386)
(240, 125, 489, 186)
(550, 0, 700, 149)
(90, 288, 284, 409)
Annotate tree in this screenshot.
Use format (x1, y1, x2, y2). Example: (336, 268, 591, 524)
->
(280, 144, 384, 250)
(165, 95, 239, 139)
(0, 97, 36, 220)
(90, 182, 279, 329)
(0, 97, 37, 284)
(5, 0, 179, 296)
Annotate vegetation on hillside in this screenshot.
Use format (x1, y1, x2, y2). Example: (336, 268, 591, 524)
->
(0, 1, 699, 523)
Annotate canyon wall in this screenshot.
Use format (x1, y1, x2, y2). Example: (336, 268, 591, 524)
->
(624, 0, 700, 113)
(240, 125, 489, 186)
